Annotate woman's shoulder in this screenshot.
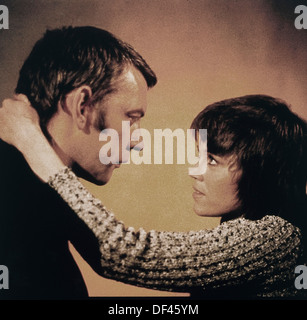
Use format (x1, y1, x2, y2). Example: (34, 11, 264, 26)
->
(223, 214, 300, 231)
(217, 214, 302, 250)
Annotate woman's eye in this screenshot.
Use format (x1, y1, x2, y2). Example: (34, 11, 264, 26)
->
(208, 155, 217, 165)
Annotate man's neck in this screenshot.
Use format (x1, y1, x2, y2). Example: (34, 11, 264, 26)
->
(49, 138, 73, 167)
(46, 110, 74, 168)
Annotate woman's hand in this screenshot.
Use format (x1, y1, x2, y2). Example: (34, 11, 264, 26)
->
(0, 94, 66, 182)
(0, 94, 41, 152)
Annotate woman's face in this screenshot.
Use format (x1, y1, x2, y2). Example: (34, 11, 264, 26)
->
(191, 152, 242, 217)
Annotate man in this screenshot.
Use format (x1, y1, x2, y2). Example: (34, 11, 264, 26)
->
(0, 26, 157, 299)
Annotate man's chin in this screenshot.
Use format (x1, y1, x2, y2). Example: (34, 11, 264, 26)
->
(91, 179, 108, 186)
(71, 163, 113, 186)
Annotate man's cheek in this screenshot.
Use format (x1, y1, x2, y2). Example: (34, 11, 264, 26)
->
(99, 128, 120, 164)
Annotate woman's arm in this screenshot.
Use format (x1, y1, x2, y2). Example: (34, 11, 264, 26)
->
(48, 167, 302, 293)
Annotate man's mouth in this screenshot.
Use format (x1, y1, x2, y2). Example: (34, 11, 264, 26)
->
(193, 186, 205, 196)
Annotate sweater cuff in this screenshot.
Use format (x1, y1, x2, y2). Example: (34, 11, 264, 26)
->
(47, 166, 75, 190)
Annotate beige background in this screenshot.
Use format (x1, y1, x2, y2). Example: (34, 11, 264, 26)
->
(1, 0, 307, 297)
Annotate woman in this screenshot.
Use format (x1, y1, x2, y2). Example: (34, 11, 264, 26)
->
(0, 94, 306, 299)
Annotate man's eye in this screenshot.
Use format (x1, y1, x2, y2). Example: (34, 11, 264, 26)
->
(129, 117, 139, 125)
(127, 114, 138, 121)
(208, 155, 217, 165)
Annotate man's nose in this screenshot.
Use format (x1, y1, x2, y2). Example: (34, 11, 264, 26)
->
(190, 173, 204, 181)
(130, 121, 144, 151)
(130, 137, 144, 151)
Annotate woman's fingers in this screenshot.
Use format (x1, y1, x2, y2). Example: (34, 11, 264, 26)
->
(13, 94, 31, 104)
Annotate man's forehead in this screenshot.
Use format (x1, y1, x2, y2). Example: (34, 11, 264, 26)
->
(114, 66, 147, 91)
(102, 67, 148, 110)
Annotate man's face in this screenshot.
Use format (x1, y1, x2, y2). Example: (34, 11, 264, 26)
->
(72, 66, 148, 185)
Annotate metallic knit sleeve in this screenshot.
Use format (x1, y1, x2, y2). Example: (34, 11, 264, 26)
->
(48, 167, 302, 297)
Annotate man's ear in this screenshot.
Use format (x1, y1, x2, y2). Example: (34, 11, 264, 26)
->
(66, 86, 93, 130)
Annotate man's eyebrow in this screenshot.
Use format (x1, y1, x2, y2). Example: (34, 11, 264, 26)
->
(126, 110, 145, 117)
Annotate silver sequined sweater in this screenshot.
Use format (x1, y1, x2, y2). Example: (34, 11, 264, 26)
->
(48, 168, 304, 299)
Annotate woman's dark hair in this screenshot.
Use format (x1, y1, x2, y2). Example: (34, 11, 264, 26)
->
(15, 26, 157, 130)
(191, 95, 307, 232)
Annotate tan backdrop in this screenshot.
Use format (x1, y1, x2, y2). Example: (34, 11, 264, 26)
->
(1, 0, 306, 297)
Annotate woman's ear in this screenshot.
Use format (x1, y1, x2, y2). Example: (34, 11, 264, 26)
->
(66, 85, 93, 130)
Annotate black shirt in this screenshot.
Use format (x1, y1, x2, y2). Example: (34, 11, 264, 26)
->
(0, 140, 102, 299)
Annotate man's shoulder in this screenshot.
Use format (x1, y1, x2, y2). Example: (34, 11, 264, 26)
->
(0, 139, 23, 166)
(0, 139, 38, 188)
